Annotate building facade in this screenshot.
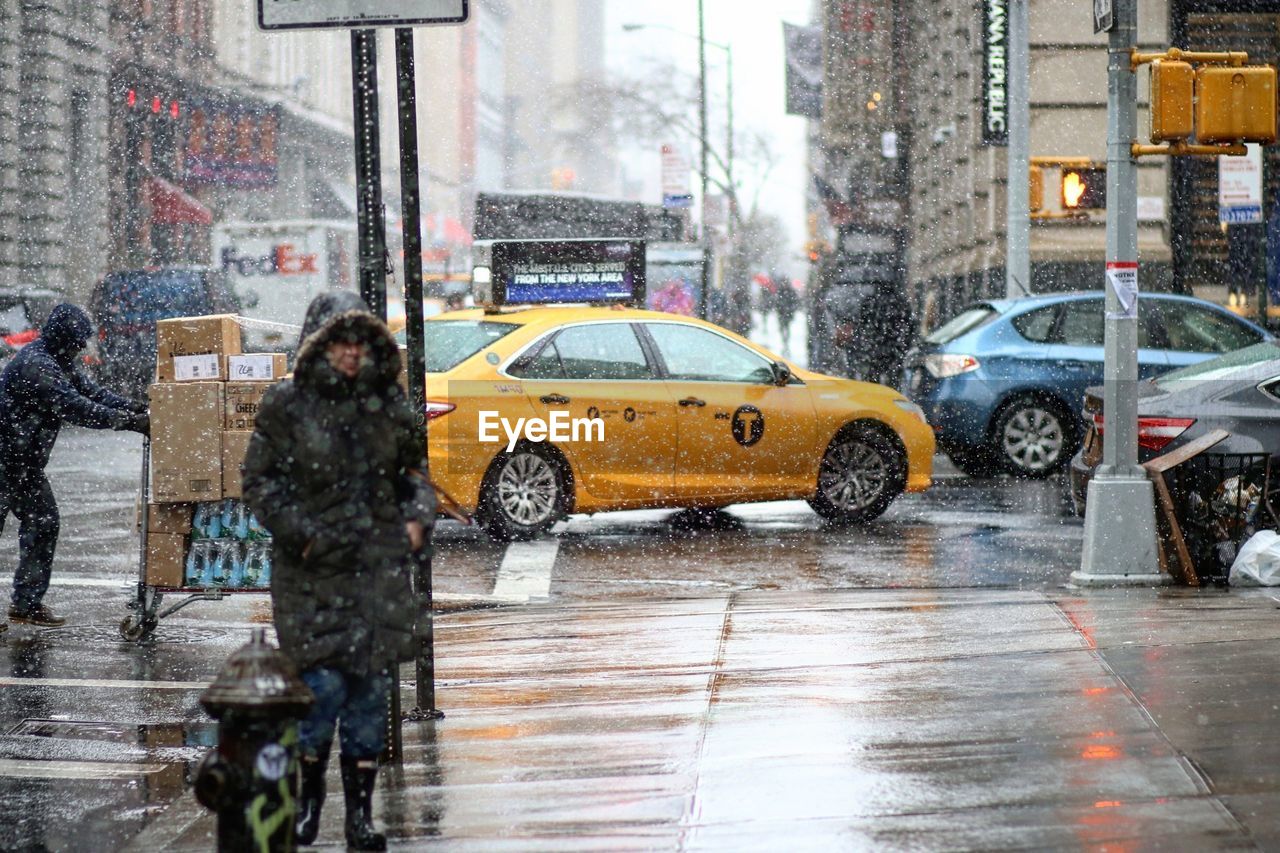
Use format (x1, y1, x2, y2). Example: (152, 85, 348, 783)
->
(503, 0, 614, 196)
(816, 0, 1280, 330)
(0, 0, 113, 300)
(897, 0, 1171, 325)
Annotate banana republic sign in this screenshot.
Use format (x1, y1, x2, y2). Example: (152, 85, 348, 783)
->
(982, 0, 1009, 146)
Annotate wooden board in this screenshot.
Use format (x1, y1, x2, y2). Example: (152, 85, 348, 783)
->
(1140, 428, 1231, 585)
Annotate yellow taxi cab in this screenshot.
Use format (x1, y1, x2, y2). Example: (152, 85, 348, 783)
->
(407, 305, 935, 540)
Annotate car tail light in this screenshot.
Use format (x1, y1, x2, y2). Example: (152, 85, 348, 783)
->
(1092, 415, 1195, 451)
(923, 353, 981, 378)
(423, 401, 455, 420)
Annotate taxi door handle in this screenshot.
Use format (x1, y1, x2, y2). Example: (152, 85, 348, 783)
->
(539, 393, 570, 405)
(679, 397, 706, 408)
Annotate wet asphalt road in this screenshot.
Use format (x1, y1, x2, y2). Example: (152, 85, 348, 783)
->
(5, 427, 1089, 608)
(14, 428, 1278, 851)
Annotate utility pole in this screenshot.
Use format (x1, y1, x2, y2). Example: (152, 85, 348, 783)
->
(1073, 0, 1165, 585)
(1005, 0, 1030, 298)
(697, 0, 715, 329)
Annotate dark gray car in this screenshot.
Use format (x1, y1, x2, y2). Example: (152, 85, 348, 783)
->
(1069, 341, 1280, 514)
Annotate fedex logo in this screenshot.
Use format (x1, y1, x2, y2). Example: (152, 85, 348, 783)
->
(220, 243, 319, 277)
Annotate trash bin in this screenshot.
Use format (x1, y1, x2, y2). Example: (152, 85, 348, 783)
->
(1166, 453, 1273, 583)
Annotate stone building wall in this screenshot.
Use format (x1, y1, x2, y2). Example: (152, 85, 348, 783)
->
(0, 0, 111, 301)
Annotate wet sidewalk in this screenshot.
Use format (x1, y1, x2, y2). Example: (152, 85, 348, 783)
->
(132, 587, 1280, 850)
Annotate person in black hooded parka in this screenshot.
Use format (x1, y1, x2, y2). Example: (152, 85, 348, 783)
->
(0, 303, 148, 628)
(241, 291, 435, 851)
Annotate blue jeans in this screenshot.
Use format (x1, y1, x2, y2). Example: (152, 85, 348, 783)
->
(298, 667, 392, 760)
(1, 470, 60, 613)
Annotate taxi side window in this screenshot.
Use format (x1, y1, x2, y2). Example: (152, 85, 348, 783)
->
(646, 323, 775, 383)
(516, 324, 654, 381)
(516, 341, 565, 379)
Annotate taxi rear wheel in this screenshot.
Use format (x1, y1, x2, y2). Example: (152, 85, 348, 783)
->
(808, 425, 906, 525)
(479, 445, 569, 541)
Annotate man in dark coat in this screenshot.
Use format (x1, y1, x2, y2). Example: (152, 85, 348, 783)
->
(845, 280, 917, 389)
(242, 291, 435, 851)
(0, 303, 148, 628)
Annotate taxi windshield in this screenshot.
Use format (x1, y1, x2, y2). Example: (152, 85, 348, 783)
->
(396, 320, 520, 372)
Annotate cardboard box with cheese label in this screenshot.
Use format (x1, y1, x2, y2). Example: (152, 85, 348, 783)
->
(225, 382, 271, 431)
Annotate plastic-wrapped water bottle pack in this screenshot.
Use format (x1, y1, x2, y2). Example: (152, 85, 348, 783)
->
(185, 500, 272, 588)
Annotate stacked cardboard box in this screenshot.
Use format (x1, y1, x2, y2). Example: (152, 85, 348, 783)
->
(147, 315, 286, 587)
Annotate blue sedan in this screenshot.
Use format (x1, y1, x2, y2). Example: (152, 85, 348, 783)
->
(903, 292, 1270, 477)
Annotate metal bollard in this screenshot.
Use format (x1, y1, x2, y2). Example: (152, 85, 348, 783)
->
(194, 628, 314, 852)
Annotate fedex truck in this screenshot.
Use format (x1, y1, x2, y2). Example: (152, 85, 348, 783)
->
(211, 220, 357, 350)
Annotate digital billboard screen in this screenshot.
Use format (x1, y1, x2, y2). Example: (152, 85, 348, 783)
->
(488, 239, 646, 306)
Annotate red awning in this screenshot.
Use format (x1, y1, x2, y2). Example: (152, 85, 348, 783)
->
(147, 177, 213, 226)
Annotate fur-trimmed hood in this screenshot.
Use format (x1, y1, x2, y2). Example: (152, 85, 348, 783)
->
(293, 291, 401, 394)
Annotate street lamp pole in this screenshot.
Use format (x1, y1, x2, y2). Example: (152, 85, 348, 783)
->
(725, 45, 734, 243)
(698, 0, 709, 244)
(620, 22, 733, 213)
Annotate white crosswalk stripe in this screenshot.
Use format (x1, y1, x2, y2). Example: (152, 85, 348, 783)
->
(491, 539, 558, 601)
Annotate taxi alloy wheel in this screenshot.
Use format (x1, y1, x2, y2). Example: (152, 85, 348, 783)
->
(809, 426, 905, 524)
(482, 446, 566, 541)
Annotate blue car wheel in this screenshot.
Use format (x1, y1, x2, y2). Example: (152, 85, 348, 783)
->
(991, 395, 1076, 478)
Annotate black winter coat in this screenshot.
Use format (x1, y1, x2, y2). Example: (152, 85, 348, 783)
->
(241, 292, 435, 677)
(0, 304, 145, 473)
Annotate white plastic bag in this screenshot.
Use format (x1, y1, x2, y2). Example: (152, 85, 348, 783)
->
(1229, 530, 1280, 586)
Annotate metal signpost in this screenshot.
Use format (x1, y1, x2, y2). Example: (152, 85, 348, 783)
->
(1006, 0, 1031, 298)
(350, 30, 387, 321)
(1073, 0, 1165, 585)
(257, 0, 469, 748)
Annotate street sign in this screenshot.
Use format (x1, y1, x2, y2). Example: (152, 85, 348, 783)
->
(1218, 144, 1263, 225)
(661, 144, 692, 209)
(1093, 0, 1113, 33)
(258, 0, 468, 31)
(982, 0, 1010, 145)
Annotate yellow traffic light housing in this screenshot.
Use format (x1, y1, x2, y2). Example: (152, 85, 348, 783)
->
(1150, 59, 1195, 142)
(1196, 65, 1278, 144)
(1029, 167, 1044, 212)
(1061, 167, 1106, 210)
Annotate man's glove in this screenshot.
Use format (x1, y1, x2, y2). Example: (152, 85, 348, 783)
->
(112, 409, 149, 435)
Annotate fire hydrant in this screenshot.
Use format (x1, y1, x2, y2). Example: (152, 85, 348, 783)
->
(194, 628, 314, 852)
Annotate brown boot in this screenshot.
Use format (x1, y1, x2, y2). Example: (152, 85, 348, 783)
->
(8, 605, 66, 628)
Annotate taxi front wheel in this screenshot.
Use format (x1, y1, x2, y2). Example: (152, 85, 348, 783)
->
(808, 425, 906, 525)
(479, 445, 569, 541)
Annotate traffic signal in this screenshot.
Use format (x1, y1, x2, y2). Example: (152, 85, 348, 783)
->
(1061, 167, 1106, 210)
(1196, 65, 1278, 144)
(1150, 59, 1195, 142)
(1029, 167, 1044, 212)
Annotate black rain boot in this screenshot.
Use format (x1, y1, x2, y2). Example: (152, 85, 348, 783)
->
(340, 755, 386, 851)
(295, 743, 331, 846)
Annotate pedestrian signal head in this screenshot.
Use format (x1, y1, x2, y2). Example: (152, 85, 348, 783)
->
(1196, 65, 1278, 145)
(1061, 167, 1106, 210)
(1150, 59, 1195, 142)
